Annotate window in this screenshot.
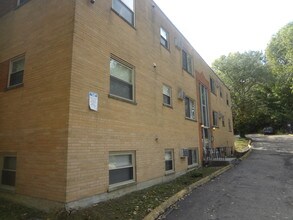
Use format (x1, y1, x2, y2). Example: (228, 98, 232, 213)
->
(212, 111, 219, 127)
(210, 78, 216, 94)
(222, 116, 225, 127)
(163, 84, 172, 106)
(165, 150, 174, 172)
(112, 0, 135, 26)
(109, 152, 135, 186)
(185, 96, 195, 120)
(226, 94, 230, 106)
(182, 50, 192, 75)
(187, 149, 198, 166)
(8, 56, 25, 87)
(219, 87, 223, 97)
(110, 58, 134, 101)
(228, 119, 232, 132)
(1, 156, 16, 187)
(160, 27, 169, 49)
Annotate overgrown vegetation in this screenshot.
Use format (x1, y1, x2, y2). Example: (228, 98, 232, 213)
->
(213, 22, 293, 137)
(0, 167, 222, 220)
(234, 137, 250, 153)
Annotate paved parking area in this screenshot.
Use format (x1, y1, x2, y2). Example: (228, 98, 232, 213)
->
(164, 135, 293, 220)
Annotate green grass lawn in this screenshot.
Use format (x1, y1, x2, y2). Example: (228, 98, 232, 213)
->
(0, 167, 222, 220)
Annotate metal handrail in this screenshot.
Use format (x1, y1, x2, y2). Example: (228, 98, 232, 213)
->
(203, 147, 232, 161)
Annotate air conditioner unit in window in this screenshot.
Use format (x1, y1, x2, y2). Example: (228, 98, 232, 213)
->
(180, 148, 189, 158)
(178, 88, 185, 100)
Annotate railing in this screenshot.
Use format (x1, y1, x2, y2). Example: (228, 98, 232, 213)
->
(203, 147, 233, 161)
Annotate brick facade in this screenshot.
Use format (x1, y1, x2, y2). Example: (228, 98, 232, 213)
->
(0, 0, 234, 209)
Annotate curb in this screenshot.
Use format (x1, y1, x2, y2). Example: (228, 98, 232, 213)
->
(144, 150, 252, 220)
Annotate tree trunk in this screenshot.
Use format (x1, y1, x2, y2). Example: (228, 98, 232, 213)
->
(239, 130, 246, 138)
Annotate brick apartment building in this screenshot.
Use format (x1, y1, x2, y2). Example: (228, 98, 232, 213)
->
(0, 0, 234, 210)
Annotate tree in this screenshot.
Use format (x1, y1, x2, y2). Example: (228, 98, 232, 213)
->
(265, 22, 293, 129)
(212, 51, 271, 137)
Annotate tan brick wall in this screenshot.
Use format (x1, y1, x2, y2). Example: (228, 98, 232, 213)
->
(0, 0, 234, 206)
(0, 0, 17, 18)
(0, 0, 75, 202)
(65, 0, 234, 202)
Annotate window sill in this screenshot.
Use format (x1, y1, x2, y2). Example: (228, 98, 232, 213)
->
(161, 44, 170, 52)
(108, 94, 137, 105)
(165, 170, 175, 176)
(108, 180, 136, 192)
(5, 83, 24, 91)
(185, 117, 197, 122)
(163, 103, 173, 108)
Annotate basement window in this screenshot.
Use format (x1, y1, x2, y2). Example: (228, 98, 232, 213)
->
(109, 152, 135, 187)
(165, 149, 174, 173)
(187, 149, 198, 167)
(1, 156, 16, 187)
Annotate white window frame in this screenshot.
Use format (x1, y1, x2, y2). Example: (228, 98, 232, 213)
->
(187, 148, 198, 167)
(109, 152, 135, 188)
(1, 156, 16, 188)
(182, 50, 193, 75)
(163, 84, 172, 106)
(165, 149, 174, 173)
(110, 57, 135, 102)
(185, 96, 196, 120)
(112, 0, 135, 26)
(8, 56, 25, 88)
(160, 27, 169, 49)
(212, 111, 219, 127)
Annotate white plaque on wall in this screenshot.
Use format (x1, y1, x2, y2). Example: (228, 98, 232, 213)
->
(89, 92, 98, 111)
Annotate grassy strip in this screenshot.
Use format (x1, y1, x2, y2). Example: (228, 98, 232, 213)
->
(0, 167, 222, 220)
(0, 198, 47, 220)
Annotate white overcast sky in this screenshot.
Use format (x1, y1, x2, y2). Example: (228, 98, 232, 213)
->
(154, 0, 293, 65)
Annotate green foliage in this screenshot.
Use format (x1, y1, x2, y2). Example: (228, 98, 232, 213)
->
(265, 22, 293, 128)
(213, 51, 271, 136)
(213, 22, 293, 135)
(266, 22, 293, 79)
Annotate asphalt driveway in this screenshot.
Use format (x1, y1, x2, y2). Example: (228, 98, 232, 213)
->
(163, 135, 293, 220)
